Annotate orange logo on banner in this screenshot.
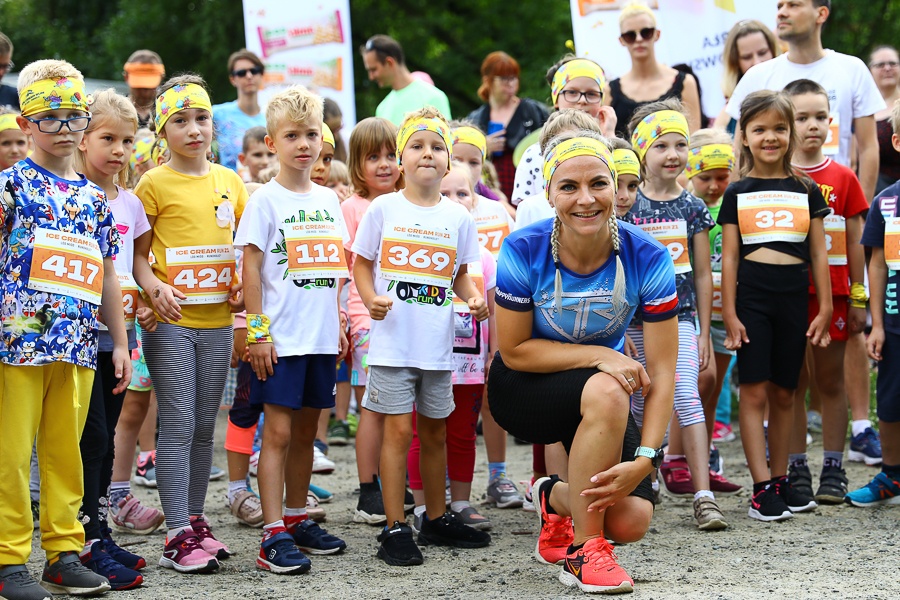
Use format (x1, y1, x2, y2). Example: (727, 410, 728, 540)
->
(824, 215, 847, 266)
(638, 221, 691, 274)
(29, 229, 104, 304)
(737, 191, 810, 245)
(477, 223, 510, 256)
(885, 218, 900, 270)
(284, 222, 348, 280)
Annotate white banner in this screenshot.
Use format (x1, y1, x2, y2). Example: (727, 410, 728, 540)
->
(242, 0, 357, 127)
(570, 0, 777, 118)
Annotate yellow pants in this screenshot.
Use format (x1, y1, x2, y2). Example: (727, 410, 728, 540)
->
(0, 362, 94, 565)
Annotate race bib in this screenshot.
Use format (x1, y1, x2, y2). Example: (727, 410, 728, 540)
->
(166, 245, 235, 304)
(885, 218, 900, 271)
(284, 221, 348, 280)
(29, 228, 104, 304)
(476, 222, 510, 257)
(379, 223, 458, 287)
(823, 112, 839, 156)
(824, 214, 847, 266)
(638, 221, 691, 274)
(99, 273, 139, 331)
(711, 271, 723, 322)
(737, 191, 810, 245)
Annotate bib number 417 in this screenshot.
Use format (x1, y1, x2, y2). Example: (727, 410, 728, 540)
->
(41, 254, 101, 286)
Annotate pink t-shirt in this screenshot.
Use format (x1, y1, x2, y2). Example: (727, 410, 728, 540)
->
(109, 186, 151, 275)
(341, 193, 373, 335)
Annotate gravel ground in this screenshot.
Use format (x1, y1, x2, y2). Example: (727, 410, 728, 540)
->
(24, 409, 900, 599)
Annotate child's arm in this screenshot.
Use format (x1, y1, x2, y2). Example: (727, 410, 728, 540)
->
(485, 287, 498, 377)
(337, 296, 349, 360)
(692, 229, 713, 371)
(846, 214, 867, 333)
(453, 265, 489, 322)
(867, 246, 887, 361)
(353, 256, 392, 320)
(135, 295, 157, 333)
(242, 243, 277, 381)
(720, 223, 747, 349)
(101, 258, 133, 394)
(132, 225, 186, 323)
(807, 218, 833, 347)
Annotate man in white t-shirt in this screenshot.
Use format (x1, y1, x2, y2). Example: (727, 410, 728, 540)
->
(726, 0, 883, 198)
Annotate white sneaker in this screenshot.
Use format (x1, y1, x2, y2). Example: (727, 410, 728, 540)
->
(312, 446, 335, 474)
(249, 451, 259, 477)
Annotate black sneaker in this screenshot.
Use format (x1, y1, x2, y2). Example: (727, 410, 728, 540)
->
(748, 480, 793, 522)
(41, 551, 111, 596)
(353, 476, 387, 525)
(404, 488, 415, 514)
(418, 512, 491, 549)
(0, 565, 51, 600)
(376, 521, 423, 566)
(815, 466, 849, 504)
(786, 465, 818, 513)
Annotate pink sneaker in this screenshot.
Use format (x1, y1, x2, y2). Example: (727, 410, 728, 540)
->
(533, 477, 574, 565)
(111, 495, 165, 535)
(659, 459, 695, 498)
(712, 421, 736, 443)
(190, 516, 231, 559)
(159, 528, 219, 573)
(709, 469, 743, 496)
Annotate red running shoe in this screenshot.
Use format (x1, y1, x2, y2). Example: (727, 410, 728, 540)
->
(533, 476, 574, 565)
(659, 458, 695, 498)
(559, 536, 634, 594)
(709, 469, 743, 496)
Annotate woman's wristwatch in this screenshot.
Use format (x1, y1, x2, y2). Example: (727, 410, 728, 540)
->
(634, 446, 665, 469)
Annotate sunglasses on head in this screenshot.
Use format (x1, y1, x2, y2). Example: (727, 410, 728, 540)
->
(620, 27, 656, 44)
(232, 66, 263, 78)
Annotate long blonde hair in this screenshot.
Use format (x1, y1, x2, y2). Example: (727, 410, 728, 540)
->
(76, 89, 139, 189)
(721, 20, 781, 99)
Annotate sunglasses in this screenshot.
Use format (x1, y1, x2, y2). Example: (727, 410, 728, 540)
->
(232, 67, 263, 78)
(620, 27, 656, 44)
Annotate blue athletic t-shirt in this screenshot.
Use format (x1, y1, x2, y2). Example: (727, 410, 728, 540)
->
(495, 219, 679, 352)
(861, 182, 900, 335)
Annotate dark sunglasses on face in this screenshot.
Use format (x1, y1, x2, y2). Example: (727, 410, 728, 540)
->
(232, 67, 263, 78)
(620, 27, 656, 44)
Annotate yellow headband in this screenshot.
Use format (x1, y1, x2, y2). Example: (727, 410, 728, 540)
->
(19, 77, 89, 118)
(452, 126, 487, 159)
(396, 116, 453, 168)
(0, 113, 20, 133)
(551, 59, 606, 105)
(543, 137, 616, 199)
(322, 122, 335, 148)
(131, 134, 155, 168)
(613, 148, 640, 179)
(685, 144, 735, 179)
(151, 138, 168, 166)
(631, 110, 690, 160)
(155, 83, 213, 132)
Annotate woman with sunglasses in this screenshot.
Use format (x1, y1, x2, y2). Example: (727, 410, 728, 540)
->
(870, 45, 900, 193)
(212, 49, 267, 173)
(605, 4, 701, 137)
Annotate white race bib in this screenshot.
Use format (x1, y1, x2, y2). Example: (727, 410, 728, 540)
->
(284, 221, 348, 280)
(28, 228, 104, 304)
(165, 245, 235, 304)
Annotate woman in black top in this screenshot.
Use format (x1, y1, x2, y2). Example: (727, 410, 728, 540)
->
(869, 45, 900, 193)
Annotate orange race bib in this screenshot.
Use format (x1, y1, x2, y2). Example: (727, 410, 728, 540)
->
(284, 221, 348, 280)
(638, 221, 691, 274)
(29, 228, 104, 304)
(711, 271, 723, 322)
(885, 218, 900, 271)
(99, 273, 139, 331)
(379, 223, 458, 287)
(165, 245, 235, 304)
(476, 221, 510, 257)
(737, 191, 810, 245)
(823, 214, 847, 266)
(823, 113, 840, 156)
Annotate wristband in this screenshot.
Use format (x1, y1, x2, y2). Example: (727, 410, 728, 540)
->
(849, 282, 868, 309)
(246, 313, 273, 344)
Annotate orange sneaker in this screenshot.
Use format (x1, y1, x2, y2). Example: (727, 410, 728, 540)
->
(559, 536, 634, 594)
(533, 476, 574, 565)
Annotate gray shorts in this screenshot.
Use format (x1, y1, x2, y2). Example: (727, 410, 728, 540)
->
(362, 366, 454, 418)
(711, 324, 735, 356)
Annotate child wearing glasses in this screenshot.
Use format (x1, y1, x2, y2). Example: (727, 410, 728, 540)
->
(213, 49, 267, 172)
(0, 59, 132, 598)
(606, 3, 702, 137)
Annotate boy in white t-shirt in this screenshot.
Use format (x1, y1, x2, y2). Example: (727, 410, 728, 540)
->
(352, 108, 490, 566)
(234, 85, 348, 575)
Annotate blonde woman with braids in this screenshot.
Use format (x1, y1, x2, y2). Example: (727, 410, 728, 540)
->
(488, 131, 677, 594)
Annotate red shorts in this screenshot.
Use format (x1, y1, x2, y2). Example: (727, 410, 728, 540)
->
(808, 295, 849, 342)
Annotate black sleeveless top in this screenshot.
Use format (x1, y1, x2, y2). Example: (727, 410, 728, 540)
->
(610, 71, 686, 138)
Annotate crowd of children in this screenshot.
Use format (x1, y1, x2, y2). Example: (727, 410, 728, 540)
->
(0, 24, 898, 600)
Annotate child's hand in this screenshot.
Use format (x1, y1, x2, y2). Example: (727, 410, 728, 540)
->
(723, 315, 748, 350)
(136, 306, 157, 332)
(698, 333, 711, 372)
(233, 327, 247, 368)
(868, 325, 885, 361)
(468, 296, 489, 322)
(338, 327, 349, 360)
(807, 314, 831, 348)
(228, 281, 245, 313)
(623, 333, 638, 359)
(848, 306, 867, 334)
(249, 342, 278, 381)
(368, 295, 393, 320)
(110, 346, 133, 395)
(150, 283, 185, 323)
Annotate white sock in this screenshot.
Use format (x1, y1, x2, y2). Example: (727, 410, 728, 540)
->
(651, 481, 660, 491)
(227, 480, 246, 504)
(284, 506, 306, 517)
(852, 420, 873, 437)
(450, 500, 470, 513)
(80, 539, 101, 556)
(167, 526, 191, 541)
(694, 490, 715, 501)
(263, 520, 285, 532)
(413, 505, 426, 518)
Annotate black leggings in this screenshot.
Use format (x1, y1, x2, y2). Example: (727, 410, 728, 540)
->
(80, 351, 125, 540)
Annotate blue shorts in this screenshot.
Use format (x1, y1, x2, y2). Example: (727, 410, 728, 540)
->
(250, 354, 337, 410)
(336, 357, 349, 383)
(877, 330, 900, 423)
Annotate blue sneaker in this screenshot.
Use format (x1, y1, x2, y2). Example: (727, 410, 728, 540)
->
(848, 427, 883, 466)
(80, 540, 143, 591)
(256, 532, 311, 574)
(291, 519, 346, 555)
(309, 483, 333, 503)
(102, 527, 147, 570)
(845, 472, 900, 507)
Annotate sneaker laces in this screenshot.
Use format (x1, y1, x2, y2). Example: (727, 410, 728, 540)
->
(3, 568, 36, 586)
(87, 543, 123, 573)
(543, 514, 574, 546)
(582, 537, 620, 573)
(709, 471, 731, 485)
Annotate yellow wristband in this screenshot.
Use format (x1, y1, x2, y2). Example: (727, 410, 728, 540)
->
(246, 313, 273, 344)
(849, 282, 868, 305)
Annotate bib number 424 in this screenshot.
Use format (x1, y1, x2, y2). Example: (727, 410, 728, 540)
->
(173, 267, 232, 289)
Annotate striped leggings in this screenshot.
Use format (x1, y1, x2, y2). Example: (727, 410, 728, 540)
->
(142, 323, 233, 530)
(628, 319, 705, 429)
